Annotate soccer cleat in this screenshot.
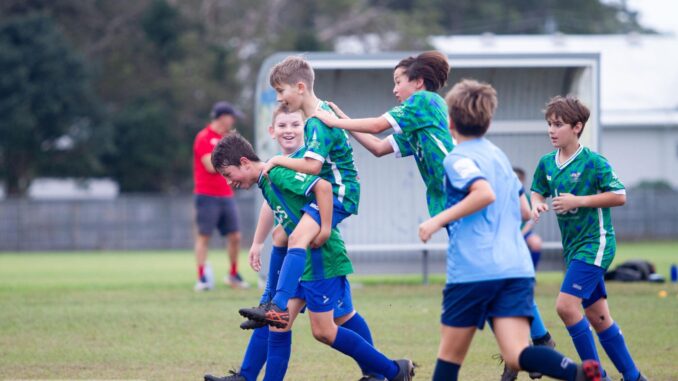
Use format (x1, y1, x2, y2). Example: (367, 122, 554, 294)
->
(226, 273, 251, 289)
(576, 360, 602, 381)
(500, 363, 519, 381)
(204, 369, 246, 381)
(194, 281, 212, 292)
(239, 303, 289, 328)
(391, 359, 415, 381)
(358, 374, 386, 381)
(529, 335, 557, 379)
(240, 318, 267, 330)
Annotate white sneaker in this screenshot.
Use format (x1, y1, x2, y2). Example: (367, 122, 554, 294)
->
(226, 273, 250, 289)
(194, 281, 212, 292)
(204, 262, 215, 289)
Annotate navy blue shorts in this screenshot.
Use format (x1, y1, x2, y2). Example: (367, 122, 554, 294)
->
(561, 260, 607, 308)
(442, 278, 535, 329)
(297, 276, 354, 316)
(301, 197, 351, 229)
(195, 195, 239, 236)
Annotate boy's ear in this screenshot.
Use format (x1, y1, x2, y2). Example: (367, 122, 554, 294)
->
(239, 157, 251, 167)
(414, 77, 425, 90)
(296, 81, 306, 94)
(268, 124, 275, 139)
(573, 121, 584, 134)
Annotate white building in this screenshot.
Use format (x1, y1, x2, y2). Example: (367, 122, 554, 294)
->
(430, 34, 678, 188)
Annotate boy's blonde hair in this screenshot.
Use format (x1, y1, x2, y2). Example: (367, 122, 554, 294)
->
(270, 105, 304, 125)
(445, 79, 497, 137)
(269, 56, 315, 89)
(544, 95, 590, 138)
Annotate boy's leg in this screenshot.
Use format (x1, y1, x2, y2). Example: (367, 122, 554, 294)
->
(585, 294, 641, 381)
(432, 325, 475, 381)
(238, 326, 269, 381)
(262, 298, 305, 381)
(494, 316, 601, 381)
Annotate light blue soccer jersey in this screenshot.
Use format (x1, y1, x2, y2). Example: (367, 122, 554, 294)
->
(442, 137, 534, 284)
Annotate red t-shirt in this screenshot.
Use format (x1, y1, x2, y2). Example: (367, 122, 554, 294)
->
(193, 125, 234, 197)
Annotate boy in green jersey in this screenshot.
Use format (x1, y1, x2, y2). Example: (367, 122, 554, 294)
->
(313, 51, 454, 217)
(209, 133, 414, 381)
(531, 96, 645, 381)
(241, 56, 361, 328)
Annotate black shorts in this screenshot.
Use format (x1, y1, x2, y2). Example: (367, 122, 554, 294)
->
(195, 195, 239, 236)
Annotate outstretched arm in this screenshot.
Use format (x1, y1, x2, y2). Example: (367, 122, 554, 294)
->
(263, 156, 322, 176)
(314, 104, 391, 134)
(325, 102, 393, 157)
(419, 180, 496, 242)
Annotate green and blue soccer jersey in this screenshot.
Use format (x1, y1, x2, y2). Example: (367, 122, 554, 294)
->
(531, 146, 625, 270)
(257, 154, 353, 281)
(304, 101, 360, 215)
(383, 91, 455, 217)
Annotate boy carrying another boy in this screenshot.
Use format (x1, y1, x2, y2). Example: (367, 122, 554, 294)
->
(239, 56, 360, 328)
(208, 133, 413, 381)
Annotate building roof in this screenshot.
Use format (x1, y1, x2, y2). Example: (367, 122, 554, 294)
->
(430, 34, 678, 126)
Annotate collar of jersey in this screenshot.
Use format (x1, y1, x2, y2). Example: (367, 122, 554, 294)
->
(257, 170, 265, 188)
(288, 146, 304, 157)
(555, 144, 584, 170)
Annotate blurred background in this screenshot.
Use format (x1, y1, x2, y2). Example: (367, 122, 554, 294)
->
(1, 0, 677, 253)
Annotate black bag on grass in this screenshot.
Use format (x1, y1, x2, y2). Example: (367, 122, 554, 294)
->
(604, 259, 664, 282)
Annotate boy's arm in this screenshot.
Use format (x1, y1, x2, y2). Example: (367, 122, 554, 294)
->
(310, 179, 333, 248)
(325, 102, 394, 157)
(419, 179, 496, 242)
(314, 107, 391, 134)
(530, 192, 549, 222)
(248, 201, 274, 272)
(552, 191, 626, 213)
(263, 156, 322, 176)
(519, 193, 531, 222)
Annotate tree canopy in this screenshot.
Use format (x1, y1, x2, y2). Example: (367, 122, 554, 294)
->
(0, 0, 649, 194)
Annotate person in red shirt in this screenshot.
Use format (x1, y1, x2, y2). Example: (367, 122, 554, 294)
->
(193, 101, 249, 291)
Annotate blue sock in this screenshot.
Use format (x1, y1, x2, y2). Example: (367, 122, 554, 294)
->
(240, 326, 269, 381)
(263, 330, 292, 381)
(519, 346, 579, 380)
(598, 322, 640, 381)
(531, 249, 542, 269)
(341, 313, 383, 379)
(567, 317, 606, 376)
(331, 326, 399, 380)
(271, 248, 306, 309)
(432, 358, 460, 381)
(530, 301, 549, 340)
(259, 246, 286, 304)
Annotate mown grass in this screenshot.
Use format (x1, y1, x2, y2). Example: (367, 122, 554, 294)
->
(1, 241, 676, 380)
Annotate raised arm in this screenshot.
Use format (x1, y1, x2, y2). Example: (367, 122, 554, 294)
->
(264, 156, 322, 176)
(324, 102, 394, 157)
(419, 179, 496, 242)
(314, 106, 391, 134)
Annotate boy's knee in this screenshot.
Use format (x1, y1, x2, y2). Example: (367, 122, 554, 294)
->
(311, 327, 334, 345)
(271, 229, 288, 246)
(555, 299, 579, 321)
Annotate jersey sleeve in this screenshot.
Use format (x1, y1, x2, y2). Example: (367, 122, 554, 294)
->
(531, 158, 550, 197)
(194, 134, 212, 158)
(595, 155, 625, 193)
(304, 118, 333, 163)
(270, 167, 320, 197)
(443, 154, 486, 191)
(383, 92, 429, 134)
(386, 134, 414, 158)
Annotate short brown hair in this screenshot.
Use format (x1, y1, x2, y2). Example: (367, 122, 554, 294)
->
(544, 95, 590, 137)
(211, 133, 260, 170)
(269, 56, 315, 89)
(270, 104, 303, 125)
(445, 79, 497, 137)
(395, 50, 450, 92)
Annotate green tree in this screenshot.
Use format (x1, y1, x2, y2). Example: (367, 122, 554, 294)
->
(0, 13, 98, 195)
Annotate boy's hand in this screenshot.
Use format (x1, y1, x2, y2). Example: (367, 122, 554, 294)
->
(262, 156, 280, 177)
(312, 108, 338, 127)
(418, 219, 441, 243)
(532, 202, 549, 222)
(311, 227, 331, 248)
(326, 101, 349, 119)
(552, 193, 580, 214)
(248, 243, 263, 272)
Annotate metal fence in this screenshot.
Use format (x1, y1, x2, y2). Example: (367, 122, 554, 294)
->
(0, 188, 675, 252)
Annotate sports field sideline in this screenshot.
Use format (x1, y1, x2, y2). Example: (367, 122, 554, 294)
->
(1, 241, 676, 380)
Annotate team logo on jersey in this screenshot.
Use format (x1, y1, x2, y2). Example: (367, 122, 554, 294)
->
(546, 174, 552, 182)
(273, 206, 288, 224)
(570, 172, 581, 183)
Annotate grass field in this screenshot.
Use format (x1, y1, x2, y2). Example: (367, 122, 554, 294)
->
(1, 241, 677, 380)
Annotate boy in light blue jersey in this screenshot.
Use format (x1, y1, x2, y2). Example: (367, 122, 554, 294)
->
(240, 56, 361, 328)
(314, 51, 454, 217)
(531, 96, 645, 381)
(419, 79, 602, 381)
